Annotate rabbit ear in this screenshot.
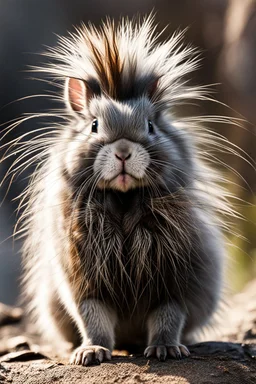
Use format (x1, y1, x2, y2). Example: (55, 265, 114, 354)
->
(66, 78, 86, 112)
(65, 77, 101, 112)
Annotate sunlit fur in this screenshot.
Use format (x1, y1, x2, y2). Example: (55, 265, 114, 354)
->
(1, 15, 251, 362)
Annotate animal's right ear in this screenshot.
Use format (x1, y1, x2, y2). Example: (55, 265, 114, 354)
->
(65, 78, 101, 113)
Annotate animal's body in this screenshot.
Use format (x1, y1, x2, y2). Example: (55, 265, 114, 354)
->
(20, 16, 227, 365)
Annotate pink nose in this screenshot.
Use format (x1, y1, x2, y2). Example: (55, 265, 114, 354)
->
(115, 152, 131, 161)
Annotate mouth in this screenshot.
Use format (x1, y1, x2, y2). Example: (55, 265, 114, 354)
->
(110, 171, 136, 192)
(115, 172, 132, 187)
(97, 172, 140, 192)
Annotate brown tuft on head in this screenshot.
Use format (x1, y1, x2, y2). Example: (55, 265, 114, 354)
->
(77, 20, 163, 102)
(86, 23, 123, 100)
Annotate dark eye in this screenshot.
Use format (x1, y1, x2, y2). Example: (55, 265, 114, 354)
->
(91, 119, 98, 133)
(148, 120, 154, 134)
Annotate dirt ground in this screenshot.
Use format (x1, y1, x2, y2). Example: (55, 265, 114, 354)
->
(0, 280, 256, 384)
(0, 345, 255, 384)
(0, 356, 255, 384)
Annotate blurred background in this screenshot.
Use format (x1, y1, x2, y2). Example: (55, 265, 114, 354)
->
(0, 0, 255, 305)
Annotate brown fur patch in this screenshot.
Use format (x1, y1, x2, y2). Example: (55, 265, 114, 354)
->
(85, 24, 123, 100)
(61, 190, 86, 302)
(83, 23, 159, 101)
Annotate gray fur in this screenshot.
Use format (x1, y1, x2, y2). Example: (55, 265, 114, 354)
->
(18, 16, 230, 365)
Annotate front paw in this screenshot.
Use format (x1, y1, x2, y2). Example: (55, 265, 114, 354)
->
(144, 344, 190, 361)
(70, 345, 112, 366)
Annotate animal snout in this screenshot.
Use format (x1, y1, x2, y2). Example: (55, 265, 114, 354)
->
(115, 152, 131, 162)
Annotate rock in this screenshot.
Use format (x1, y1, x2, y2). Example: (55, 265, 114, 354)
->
(0, 304, 23, 327)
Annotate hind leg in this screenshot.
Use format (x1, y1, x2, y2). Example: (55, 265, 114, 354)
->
(33, 285, 79, 355)
(48, 294, 80, 346)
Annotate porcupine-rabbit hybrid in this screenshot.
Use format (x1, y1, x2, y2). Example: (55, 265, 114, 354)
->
(20, 16, 227, 365)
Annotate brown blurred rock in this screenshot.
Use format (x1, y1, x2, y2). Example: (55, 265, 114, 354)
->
(217, 279, 256, 343)
(0, 303, 23, 327)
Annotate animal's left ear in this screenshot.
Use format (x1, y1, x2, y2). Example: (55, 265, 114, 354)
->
(66, 78, 86, 112)
(65, 77, 101, 113)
